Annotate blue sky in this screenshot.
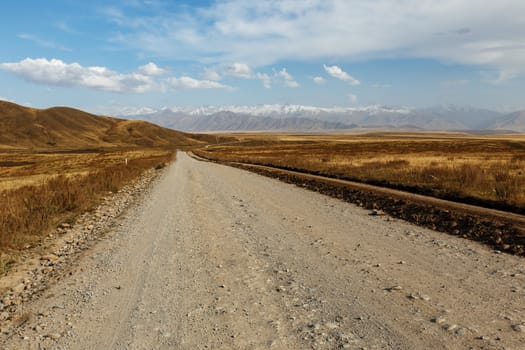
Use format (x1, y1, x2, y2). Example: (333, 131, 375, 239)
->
(1, 0, 525, 114)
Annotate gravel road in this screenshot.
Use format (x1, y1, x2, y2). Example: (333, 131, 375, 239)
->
(3, 152, 525, 349)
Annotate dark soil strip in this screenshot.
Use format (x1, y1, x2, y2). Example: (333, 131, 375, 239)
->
(190, 153, 525, 256)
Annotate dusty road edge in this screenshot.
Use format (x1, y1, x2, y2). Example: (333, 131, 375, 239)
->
(0, 165, 169, 337)
(189, 151, 525, 256)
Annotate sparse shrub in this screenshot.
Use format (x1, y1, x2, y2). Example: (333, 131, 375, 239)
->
(386, 159, 410, 167)
(454, 163, 480, 189)
(493, 171, 517, 202)
(511, 154, 525, 162)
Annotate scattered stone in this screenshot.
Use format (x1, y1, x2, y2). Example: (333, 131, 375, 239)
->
(308, 322, 321, 330)
(512, 324, 524, 332)
(455, 328, 466, 335)
(40, 254, 59, 263)
(431, 316, 447, 324)
(46, 333, 61, 340)
(369, 209, 386, 216)
(420, 294, 431, 301)
(385, 285, 403, 292)
(444, 324, 457, 332)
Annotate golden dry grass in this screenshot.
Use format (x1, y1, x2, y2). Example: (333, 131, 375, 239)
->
(0, 150, 174, 258)
(195, 132, 525, 210)
(0, 100, 209, 273)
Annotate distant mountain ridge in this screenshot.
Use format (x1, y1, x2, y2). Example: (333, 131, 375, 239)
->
(141, 110, 356, 132)
(486, 111, 525, 132)
(124, 104, 524, 132)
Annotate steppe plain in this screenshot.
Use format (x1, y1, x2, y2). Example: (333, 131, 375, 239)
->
(1, 101, 525, 349)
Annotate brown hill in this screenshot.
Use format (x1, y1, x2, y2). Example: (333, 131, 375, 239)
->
(0, 100, 204, 150)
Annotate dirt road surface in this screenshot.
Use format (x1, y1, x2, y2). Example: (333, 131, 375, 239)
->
(2, 152, 524, 349)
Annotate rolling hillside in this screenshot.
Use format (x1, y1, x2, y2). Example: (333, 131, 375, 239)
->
(0, 100, 204, 150)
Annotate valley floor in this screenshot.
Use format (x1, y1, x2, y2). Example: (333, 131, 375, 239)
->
(1, 152, 524, 349)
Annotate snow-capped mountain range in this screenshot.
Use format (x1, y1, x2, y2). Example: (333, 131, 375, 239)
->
(121, 104, 525, 132)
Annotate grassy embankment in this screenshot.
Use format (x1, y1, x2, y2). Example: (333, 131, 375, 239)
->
(195, 133, 525, 211)
(0, 150, 173, 272)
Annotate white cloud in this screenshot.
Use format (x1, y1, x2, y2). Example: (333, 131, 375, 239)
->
(167, 76, 231, 90)
(312, 76, 326, 85)
(323, 65, 360, 85)
(348, 93, 358, 104)
(224, 63, 252, 78)
(0, 58, 229, 93)
(0, 58, 155, 92)
(201, 62, 280, 88)
(275, 68, 299, 88)
(202, 68, 222, 81)
(137, 62, 167, 76)
(105, 0, 525, 79)
(255, 72, 271, 89)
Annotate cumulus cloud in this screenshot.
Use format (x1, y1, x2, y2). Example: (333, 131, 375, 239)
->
(167, 76, 230, 90)
(224, 63, 252, 78)
(323, 65, 360, 85)
(202, 68, 222, 81)
(312, 76, 326, 85)
(104, 0, 525, 79)
(0, 58, 229, 93)
(0, 58, 138, 92)
(275, 68, 299, 88)
(198, 61, 293, 89)
(137, 62, 167, 76)
(255, 72, 271, 89)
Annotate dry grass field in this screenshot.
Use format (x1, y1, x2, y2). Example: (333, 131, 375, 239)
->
(0, 101, 198, 272)
(195, 132, 525, 212)
(0, 150, 173, 267)
(0, 100, 209, 252)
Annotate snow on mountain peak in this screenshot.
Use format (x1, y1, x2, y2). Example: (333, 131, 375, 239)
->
(152, 104, 412, 116)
